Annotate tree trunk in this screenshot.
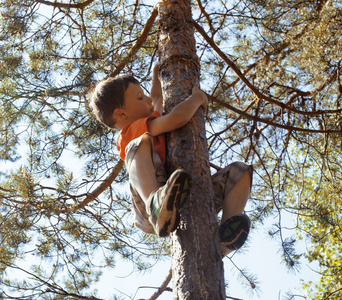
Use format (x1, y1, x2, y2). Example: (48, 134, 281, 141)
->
(157, 1, 225, 298)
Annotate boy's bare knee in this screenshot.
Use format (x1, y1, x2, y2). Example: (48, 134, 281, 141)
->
(136, 134, 153, 155)
(139, 134, 152, 148)
(140, 134, 152, 143)
(240, 169, 251, 183)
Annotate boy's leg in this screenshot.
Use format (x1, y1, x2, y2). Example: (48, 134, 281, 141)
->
(128, 134, 160, 203)
(221, 169, 251, 222)
(127, 134, 191, 237)
(212, 162, 252, 256)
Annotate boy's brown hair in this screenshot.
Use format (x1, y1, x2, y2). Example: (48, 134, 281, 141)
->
(89, 75, 139, 128)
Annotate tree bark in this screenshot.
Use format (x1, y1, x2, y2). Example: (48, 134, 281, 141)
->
(157, 1, 225, 298)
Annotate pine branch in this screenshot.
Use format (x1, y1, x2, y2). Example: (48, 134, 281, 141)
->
(194, 21, 342, 117)
(59, 159, 124, 214)
(107, 5, 158, 79)
(48, 3, 158, 98)
(2, 263, 104, 300)
(147, 268, 172, 300)
(33, 0, 95, 9)
(208, 94, 342, 134)
(195, 0, 215, 34)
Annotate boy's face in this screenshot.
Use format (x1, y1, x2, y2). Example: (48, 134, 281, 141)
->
(121, 83, 154, 123)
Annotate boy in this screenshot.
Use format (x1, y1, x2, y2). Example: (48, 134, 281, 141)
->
(90, 64, 252, 256)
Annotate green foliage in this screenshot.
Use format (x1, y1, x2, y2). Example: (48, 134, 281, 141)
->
(286, 133, 342, 299)
(0, 0, 342, 298)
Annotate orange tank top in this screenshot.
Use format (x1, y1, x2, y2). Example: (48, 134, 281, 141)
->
(117, 111, 166, 166)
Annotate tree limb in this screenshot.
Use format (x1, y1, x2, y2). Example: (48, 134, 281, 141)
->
(194, 21, 342, 117)
(209, 94, 342, 134)
(108, 5, 158, 78)
(33, 0, 95, 9)
(195, 0, 215, 34)
(59, 159, 124, 214)
(148, 268, 172, 300)
(40, 2, 158, 98)
(2, 263, 105, 300)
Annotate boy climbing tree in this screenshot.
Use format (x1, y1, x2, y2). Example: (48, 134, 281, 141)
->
(89, 1, 254, 299)
(90, 64, 252, 249)
(90, 60, 252, 300)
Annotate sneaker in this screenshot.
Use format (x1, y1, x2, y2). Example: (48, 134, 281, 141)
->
(220, 214, 250, 257)
(148, 169, 191, 237)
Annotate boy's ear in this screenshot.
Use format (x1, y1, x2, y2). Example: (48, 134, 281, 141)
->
(113, 108, 127, 121)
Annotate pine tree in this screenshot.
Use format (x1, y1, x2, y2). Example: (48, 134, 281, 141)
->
(158, 0, 225, 298)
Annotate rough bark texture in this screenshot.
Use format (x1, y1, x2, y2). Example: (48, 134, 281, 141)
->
(157, 1, 225, 298)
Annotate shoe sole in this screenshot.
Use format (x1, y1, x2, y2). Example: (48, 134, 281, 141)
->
(220, 214, 250, 256)
(157, 170, 191, 237)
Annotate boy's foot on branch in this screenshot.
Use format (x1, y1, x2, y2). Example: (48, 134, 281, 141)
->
(220, 213, 250, 257)
(148, 169, 191, 237)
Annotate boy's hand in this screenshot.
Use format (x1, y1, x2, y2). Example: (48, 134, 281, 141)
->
(147, 82, 208, 136)
(153, 62, 160, 76)
(151, 62, 163, 113)
(192, 83, 208, 112)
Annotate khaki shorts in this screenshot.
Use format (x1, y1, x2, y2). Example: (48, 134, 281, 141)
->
(125, 133, 253, 235)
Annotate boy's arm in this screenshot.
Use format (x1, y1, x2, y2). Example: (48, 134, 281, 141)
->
(147, 84, 208, 137)
(150, 63, 163, 114)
